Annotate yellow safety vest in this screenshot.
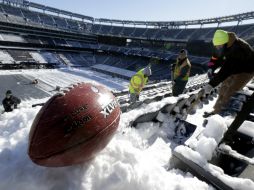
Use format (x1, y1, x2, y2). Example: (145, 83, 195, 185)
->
(173, 59, 191, 81)
(129, 69, 148, 94)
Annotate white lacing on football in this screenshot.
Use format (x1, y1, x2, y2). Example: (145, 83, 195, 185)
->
(57, 83, 81, 96)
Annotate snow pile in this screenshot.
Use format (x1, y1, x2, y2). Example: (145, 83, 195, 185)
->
(174, 115, 254, 190)
(0, 69, 253, 190)
(186, 115, 227, 160)
(195, 137, 217, 161)
(202, 115, 228, 142)
(0, 98, 214, 190)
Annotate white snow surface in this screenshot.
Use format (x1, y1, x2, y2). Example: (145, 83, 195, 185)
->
(0, 69, 253, 190)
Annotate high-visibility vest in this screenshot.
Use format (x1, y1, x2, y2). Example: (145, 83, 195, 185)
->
(173, 59, 191, 81)
(129, 69, 148, 94)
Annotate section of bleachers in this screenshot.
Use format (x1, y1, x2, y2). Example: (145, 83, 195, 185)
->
(0, 3, 22, 17)
(66, 19, 79, 30)
(57, 53, 73, 66)
(133, 28, 146, 38)
(91, 64, 136, 80)
(7, 50, 35, 63)
(21, 9, 40, 23)
(60, 53, 87, 67)
(144, 28, 157, 39)
(0, 33, 26, 43)
(0, 2, 253, 82)
(122, 27, 135, 36)
(239, 24, 254, 40)
(38, 37, 55, 46)
(110, 26, 123, 35)
(4, 13, 27, 24)
(24, 35, 42, 44)
(53, 16, 68, 29)
(66, 40, 81, 47)
(53, 38, 68, 46)
(80, 52, 95, 67)
(29, 52, 47, 63)
(100, 25, 112, 35)
(40, 52, 63, 64)
(91, 24, 101, 34)
(38, 13, 55, 26)
(0, 2, 253, 45)
(0, 50, 14, 64)
(176, 28, 196, 40)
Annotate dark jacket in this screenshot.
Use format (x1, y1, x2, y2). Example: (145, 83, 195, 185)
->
(2, 95, 21, 112)
(209, 32, 254, 87)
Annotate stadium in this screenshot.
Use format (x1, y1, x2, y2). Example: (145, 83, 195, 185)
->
(0, 0, 254, 189)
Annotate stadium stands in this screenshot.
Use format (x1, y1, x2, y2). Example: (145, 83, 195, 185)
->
(7, 50, 34, 63)
(0, 1, 253, 80)
(0, 1, 253, 44)
(39, 51, 62, 65)
(91, 64, 136, 80)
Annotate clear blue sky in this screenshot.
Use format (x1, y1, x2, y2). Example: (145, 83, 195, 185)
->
(32, 0, 254, 21)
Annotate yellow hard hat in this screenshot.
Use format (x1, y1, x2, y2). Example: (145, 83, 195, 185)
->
(212, 30, 229, 46)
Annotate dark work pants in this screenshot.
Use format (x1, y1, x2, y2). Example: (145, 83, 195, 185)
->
(172, 80, 188, 96)
(129, 93, 139, 104)
(214, 72, 254, 114)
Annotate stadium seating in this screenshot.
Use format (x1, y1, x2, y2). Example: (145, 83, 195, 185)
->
(0, 1, 253, 80)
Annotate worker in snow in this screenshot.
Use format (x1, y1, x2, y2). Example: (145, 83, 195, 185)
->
(172, 49, 191, 96)
(203, 29, 254, 118)
(2, 90, 21, 112)
(129, 66, 152, 104)
(31, 79, 38, 85)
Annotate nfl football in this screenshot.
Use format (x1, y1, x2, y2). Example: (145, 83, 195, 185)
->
(28, 82, 121, 167)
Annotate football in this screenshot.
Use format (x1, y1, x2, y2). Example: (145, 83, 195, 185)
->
(28, 82, 121, 167)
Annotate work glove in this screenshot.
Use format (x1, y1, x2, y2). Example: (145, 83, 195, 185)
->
(207, 69, 214, 79)
(203, 84, 213, 94)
